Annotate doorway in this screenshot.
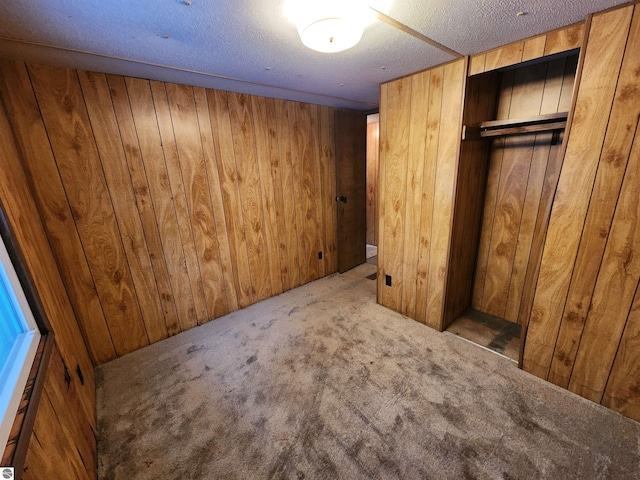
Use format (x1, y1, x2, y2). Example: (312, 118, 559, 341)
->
(366, 113, 379, 267)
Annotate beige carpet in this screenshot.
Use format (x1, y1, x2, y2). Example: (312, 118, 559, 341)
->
(97, 263, 640, 479)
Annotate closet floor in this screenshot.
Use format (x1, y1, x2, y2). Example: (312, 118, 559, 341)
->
(446, 309, 521, 362)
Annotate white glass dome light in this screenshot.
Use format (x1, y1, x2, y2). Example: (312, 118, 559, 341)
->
(299, 17, 364, 53)
(285, 0, 373, 53)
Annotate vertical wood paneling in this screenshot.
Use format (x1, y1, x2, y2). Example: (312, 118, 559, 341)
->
(288, 102, 306, 286)
(107, 75, 181, 337)
(548, 9, 640, 389)
(28, 64, 149, 356)
(379, 59, 466, 330)
(504, 133, 551, 322)
(266, 98, 292, 289)
(275, 99, 302, 291)
(78, 71, 170, 344)
(319, 105, 338, 275)
(402, 71, 430, 319)
(397, 65, 440, 324)
(425, 59, 466, 330)
(294, 102, 320, 284)
(469, 23, 584, 76)
(165, 83, 228, 319)
(444, 71, 498, 327)
(0, 60, 116, 364)
(228, 92, 272, 301)
(523, 5, 634, 378)
(0, 59, 340, 366)
(472, 58, 577, 324)
(603, 281, 640, 419)
(377, 84, 388, 303)
(569, 126, 640, 402)
(151, 81, 209, 325)
(1, 83, 95, 479)
(124, 77, 199, 332)
(193, 86, 239, 311)
(208, 90, 254, 308)
(380, 76, 412, 311)
(544, 23, 584, 56)
(251, 95, 284, 295)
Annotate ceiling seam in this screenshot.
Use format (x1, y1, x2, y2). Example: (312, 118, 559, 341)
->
(368, 7, 463, 59)
(0, 36, 378, 108)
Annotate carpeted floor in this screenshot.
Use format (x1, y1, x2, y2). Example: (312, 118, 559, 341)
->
(97, 263, 640, 480)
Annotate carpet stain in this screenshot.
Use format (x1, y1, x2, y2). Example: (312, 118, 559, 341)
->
(246, 354, 258, 364)
(97, 263, 640, 480)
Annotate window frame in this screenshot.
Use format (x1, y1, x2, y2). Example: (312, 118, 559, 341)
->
(0, 203, 53, 474)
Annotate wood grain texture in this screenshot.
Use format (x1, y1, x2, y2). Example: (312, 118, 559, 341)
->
(228, 92, 273, 300)
(0, 59, 116, 364)
(473, 58, 576, 324)
(544, 23, 584, 56)
(28, 63, 149, 356)
(124, 77, 199, 332)
(78, 71, 170, 344)
(275, 99, 301, 291)
(485, 42, 524, 72)
(523, 5, 634, 378)
(402, 71, 430, 319)
(166, 83, 229, 318)
(152, 81, 208, 326)
(22, 345, 95, 480)
(0, 87, 95, 479)
(0, 59, 340, 365)
(251, 95, 284, 295)
(414, 68, 443, 325)
(380, 76, 411, 311)
(108, 75, 181, 337)
(295, 102, 320, 283)
(569, 117, 640, 402)
(469, 23, 584, 76)
(319, 105, 338, 275)
(335, 109, 366, 273)
(468, 54, 486, 76)
(425, 59, 466, 330)
(549, 10, 640, 388)
(522, 36, 547, 62)
(193, 86, 239, 311)
(444, 71, 497, 327)
(208, 90, 254, 308)
(602, 282, 640, 421)
(378, 60, 466, 330)
(377, 84, 388, 304)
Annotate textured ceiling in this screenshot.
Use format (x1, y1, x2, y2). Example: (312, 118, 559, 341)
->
(0, 0, 629, 110)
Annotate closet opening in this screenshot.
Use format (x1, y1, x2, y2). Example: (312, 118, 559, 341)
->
(443, 50, 580, 363)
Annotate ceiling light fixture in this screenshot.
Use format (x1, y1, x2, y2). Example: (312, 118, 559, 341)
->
(284, 0, 372, 53)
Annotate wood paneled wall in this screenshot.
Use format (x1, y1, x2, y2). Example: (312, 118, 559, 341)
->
(523, 3, 640, 421)
(469, 23, 584, 76)
(471, 57, 576, 324)
(366, 116, 379, 246)
(0, 86, 95, 477)
(0, 60, 338, 365)
(378, 59, 466, 330)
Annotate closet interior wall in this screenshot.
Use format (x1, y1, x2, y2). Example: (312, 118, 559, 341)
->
(471, 56, 577, 325)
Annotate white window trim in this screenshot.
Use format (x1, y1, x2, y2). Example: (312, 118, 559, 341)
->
(0, 234, 41, 451)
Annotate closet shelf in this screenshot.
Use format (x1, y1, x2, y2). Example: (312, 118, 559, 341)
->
(463, 112, 568, 139)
